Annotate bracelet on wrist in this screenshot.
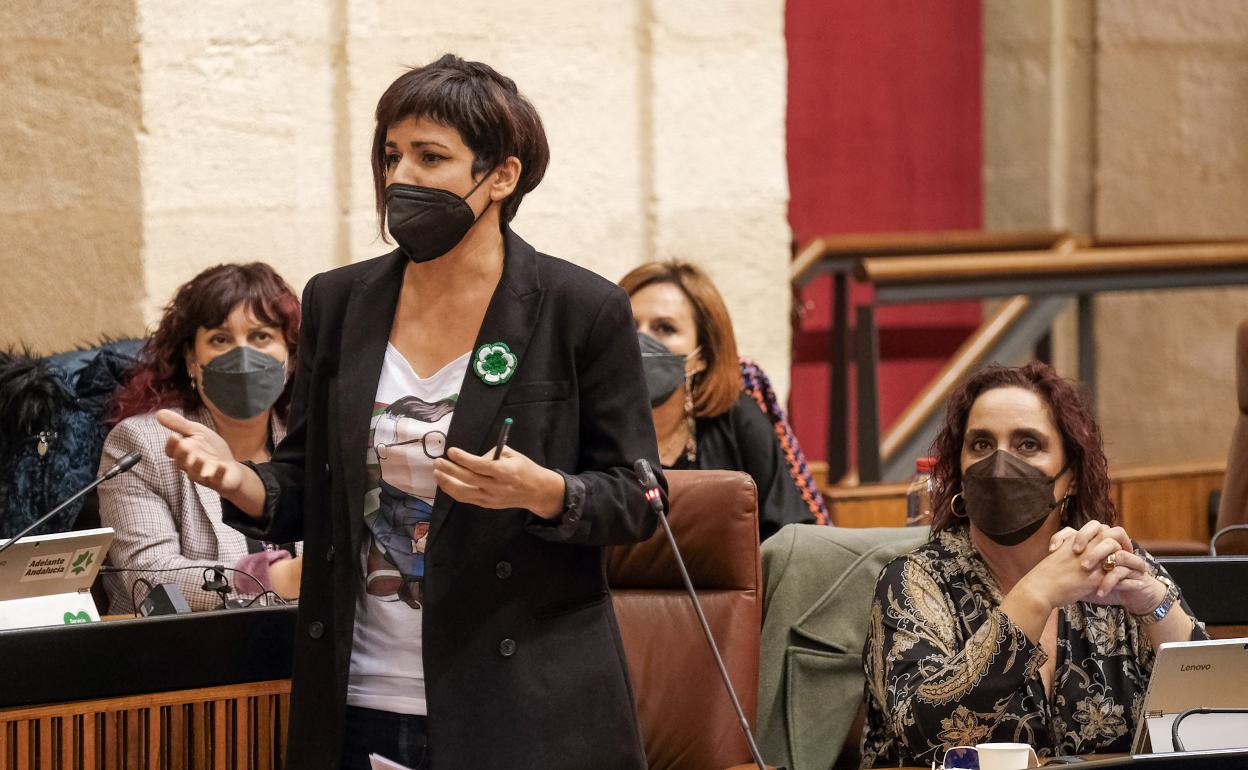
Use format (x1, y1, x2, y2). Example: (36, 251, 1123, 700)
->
(1133, 574, 1178, 625)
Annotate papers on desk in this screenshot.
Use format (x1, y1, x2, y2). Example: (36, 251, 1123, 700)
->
(369, 754, 414, 770)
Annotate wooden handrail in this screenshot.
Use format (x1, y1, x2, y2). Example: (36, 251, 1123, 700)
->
(878, 296, 1032, 462)
(858, 241, 1248, 284)
(790, 229, 1068, 284)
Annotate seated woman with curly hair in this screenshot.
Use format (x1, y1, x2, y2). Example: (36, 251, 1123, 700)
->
(99, 263, 302, 612)
(860, 362, 1206, 768)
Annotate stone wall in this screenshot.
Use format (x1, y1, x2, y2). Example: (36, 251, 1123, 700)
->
(1, 0, 792, 396)
(1094, 0, 1248, 467)
(0, 0, 145, 350)
(984, 0, 1248, 468)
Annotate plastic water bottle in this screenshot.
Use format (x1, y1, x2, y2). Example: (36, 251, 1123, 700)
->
(906, 457, 935, 527)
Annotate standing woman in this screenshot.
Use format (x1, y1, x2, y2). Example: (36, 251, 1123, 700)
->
(158, 55, 661, 769)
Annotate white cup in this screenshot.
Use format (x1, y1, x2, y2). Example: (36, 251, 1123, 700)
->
(973, 742, 1036, 770)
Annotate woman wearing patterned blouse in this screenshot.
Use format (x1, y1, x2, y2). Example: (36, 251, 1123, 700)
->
(861, 362, 1206, 767)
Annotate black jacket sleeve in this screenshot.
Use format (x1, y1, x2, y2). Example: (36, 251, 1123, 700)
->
(221, 274, 319, 544)
(526, 287, 662, 546)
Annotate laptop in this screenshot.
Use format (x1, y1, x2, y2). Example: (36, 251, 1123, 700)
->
(1132, 637, 1248, 754)
(0, 528, 113, 629)
(1156, 557, 1248, 625)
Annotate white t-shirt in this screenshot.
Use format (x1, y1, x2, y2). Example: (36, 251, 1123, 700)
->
(346, 343, 469, 716)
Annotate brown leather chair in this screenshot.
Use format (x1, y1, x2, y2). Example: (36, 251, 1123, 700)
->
(1213, 320, 1248, 554)
(606, 469, 762, 770)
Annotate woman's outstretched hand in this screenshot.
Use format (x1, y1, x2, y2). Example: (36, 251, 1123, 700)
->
(434, 446, 566, 519)
(156, 409, 245, 494)
(156, 409, 266, 518)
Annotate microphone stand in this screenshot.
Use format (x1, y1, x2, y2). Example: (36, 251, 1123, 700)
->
(1210, 524, 1248, 556)
(1171, 707, 1248, 752)
(0, 451, 142, 557)
(634, 459, 770, 770)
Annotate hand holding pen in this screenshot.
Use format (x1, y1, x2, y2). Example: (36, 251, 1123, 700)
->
(433, 417, 566, 519)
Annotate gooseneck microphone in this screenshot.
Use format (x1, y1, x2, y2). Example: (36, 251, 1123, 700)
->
(0, 451, 142, 556)
(1171, 706, 1248, 752)
(633, 459, 769, 770)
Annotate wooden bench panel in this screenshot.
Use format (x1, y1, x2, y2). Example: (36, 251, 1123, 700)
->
(0, 680, 290, 770)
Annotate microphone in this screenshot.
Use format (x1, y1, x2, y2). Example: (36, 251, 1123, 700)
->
(0, 451, 142, 556)
(1210, 524, 1248, 556)
(103, 450, 142, 480)
(633, 459, 770, 770)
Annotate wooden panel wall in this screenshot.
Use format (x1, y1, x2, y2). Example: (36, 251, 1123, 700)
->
(826, 462, 1225, 542)
(0, 680, 289, 770)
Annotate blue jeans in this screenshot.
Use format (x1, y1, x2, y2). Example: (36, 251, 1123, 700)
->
(340, 706, 429, 770)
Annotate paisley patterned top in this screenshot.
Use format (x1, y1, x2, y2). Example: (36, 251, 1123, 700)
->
(860, 527, 1206, 768)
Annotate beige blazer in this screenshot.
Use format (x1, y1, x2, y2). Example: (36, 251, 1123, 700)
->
(97, 406, 292, 612)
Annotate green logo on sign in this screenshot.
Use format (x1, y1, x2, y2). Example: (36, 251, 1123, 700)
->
(70, 551, 94, 575)
(63, 611, 92, 624)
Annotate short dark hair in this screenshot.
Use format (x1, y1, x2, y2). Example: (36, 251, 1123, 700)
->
(928, 361, 1117, 535)
(371, 54, 550, 235)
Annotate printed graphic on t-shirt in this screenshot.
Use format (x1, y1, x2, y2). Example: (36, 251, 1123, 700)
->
(365, 393, 457, 609)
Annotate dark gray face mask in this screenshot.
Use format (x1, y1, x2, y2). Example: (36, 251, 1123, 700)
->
(962, 450, 1069, 546)
(638, 333, 686, 408)
(199, 347, 287, 420)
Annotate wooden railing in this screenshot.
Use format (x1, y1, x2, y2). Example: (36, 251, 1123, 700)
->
(857, 241, 1248, 285)
(795, 231, 1248, 483)
(826, 461, 1225, 542)
(790, 229, 1068, 287)
(0, 680, 290, 770)
(877, 295, 1030, 465)
(790, 229, 1071, 484)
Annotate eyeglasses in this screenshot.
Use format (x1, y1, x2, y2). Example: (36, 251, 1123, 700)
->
(375, 430, 447, 460)
(933, 746, 979, 770)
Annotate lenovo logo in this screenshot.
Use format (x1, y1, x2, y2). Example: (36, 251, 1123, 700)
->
(1180, 664, 1212, 672)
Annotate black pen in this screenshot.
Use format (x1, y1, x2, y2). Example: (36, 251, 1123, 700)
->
(493, 417, 513, 460)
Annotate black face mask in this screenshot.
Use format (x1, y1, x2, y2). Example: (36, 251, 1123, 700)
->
(962, 450, 1069, 546)
(638, 333, 686, 408)
(199, 347, 287, 421)
(385, 175, 491, 263)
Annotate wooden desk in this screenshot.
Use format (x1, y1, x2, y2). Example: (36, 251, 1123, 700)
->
(0, 680, 290, 769)
(0, 606, 295, 769)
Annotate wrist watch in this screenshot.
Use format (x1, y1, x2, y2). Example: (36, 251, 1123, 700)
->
(1135, 573, 1179, 625)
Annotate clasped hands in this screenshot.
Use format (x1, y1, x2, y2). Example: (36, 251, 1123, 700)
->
(1036, 520, 1166, 615)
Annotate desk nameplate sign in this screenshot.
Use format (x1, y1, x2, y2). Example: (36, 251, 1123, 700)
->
(0, 527, 111, 630)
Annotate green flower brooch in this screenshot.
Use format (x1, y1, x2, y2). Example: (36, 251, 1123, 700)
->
(473, 342, 517, 385)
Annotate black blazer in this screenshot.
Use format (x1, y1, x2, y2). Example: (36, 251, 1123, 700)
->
(225, 228, 663, 769)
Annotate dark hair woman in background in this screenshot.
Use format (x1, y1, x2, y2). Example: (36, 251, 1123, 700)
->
(99, 263, 302, 612)
(620, 260, 814, 539)
(860, 362, 1205, 767)
(156, 55, 660, 770)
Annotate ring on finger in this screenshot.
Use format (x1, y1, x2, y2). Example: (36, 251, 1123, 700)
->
(1101, 553, 1117, 573)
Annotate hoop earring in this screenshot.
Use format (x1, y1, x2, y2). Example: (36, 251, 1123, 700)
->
(1059, 493, 1074, 523)
(951, 492, 968, 519)
(683, 386, 697, 464)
